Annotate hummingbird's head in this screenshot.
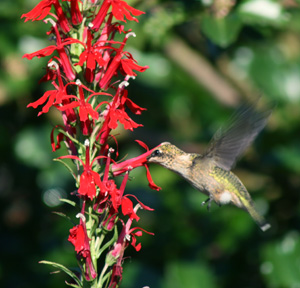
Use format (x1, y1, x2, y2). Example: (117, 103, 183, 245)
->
(147, 142, 193, 174)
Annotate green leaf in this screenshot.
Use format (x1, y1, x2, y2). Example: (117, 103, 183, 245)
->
(60, 198, 77, 207)
(52, 211, 72, 222)
(39, 260, 83, 287)
(54, 158, 78, 182)
(65, 282, 82, 288)
(201, 13, 242, 47)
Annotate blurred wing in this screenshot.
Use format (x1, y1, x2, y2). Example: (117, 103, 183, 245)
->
(203, 102, 272, 171)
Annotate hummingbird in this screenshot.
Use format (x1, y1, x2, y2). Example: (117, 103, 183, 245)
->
(147, 103, 272, 231)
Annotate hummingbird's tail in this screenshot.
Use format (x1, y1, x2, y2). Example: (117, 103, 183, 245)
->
(241, 198, 271, 232)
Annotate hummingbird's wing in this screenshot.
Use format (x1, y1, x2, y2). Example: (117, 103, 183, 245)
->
(203, 102, 272, 171)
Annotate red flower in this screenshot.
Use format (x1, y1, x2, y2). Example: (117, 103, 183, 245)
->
(109, 170, 140, 220)
(38, 58, 58, 83)
(109, 264, 123, 288)
(91, 0, 145, 31)
(21, 0, 70, 33)
(68, 202, 97, 280)
(111, 0, 145, 23)
(27, 62, 70, 116)
(112, 140, 161, 191)
(107, 101, 142, 130)
(120, 88, 146, 115)
(69, 224, 86, 254)
(76, 29, 107, 82)
(70, 0, 83, 25)
(120, 54, 149, 76)
(109, 84, 145, 129)
(59, 141, 106, 200)
(99, 33, 148, 89)
(57, 81, 112, 122)
(108, 205, 153, 287)
(97, 83, 145, 147)
(23, 21, 79, 80)
(90, 0, 110, 31)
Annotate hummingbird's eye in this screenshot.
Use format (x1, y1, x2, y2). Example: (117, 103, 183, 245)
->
(151, 149, 162, 157)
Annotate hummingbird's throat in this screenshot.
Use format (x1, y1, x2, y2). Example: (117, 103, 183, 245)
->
(166, 154, 193, 176)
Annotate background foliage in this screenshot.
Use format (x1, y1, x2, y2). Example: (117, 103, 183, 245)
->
(1, 0, 300, 287)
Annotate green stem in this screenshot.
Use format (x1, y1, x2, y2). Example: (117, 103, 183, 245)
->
(58, 129, 85, 150)
(98, 263, 110, 288)
(95, 233, 106, 253)
(84, 205, 99, 283)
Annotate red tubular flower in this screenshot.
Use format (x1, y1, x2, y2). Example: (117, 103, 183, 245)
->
(58, 81, 102, 122)
(70, 0, 83, 25)
(21, 0, 70, 33)
(69, 224, 86, 253)
(68, 202, 97, 280)
(59, 141, 106, 200)
(97, 83, 145, 146)
(91, 0, 111, 31)
(57, 81, 112, 137)
(108, 204, 153, 287)
(21, 0, 53, 22)
(120, 89, 146, 115)
(108, 84, 145, 130)
(78, 145, 105, 200)
(23, 21, 79, 80)
(111, 169, 139, 220)
(76, 29, 107, 82)
(91, 0, 144, 31)
(38, 58, 58, 83)
(112, 140, 161, 191)
(109, 264, 123, 288)
(120, 53, 149, 77)
(111, 0, 145, 22)
(94, 148, 115, 216)
(99, 33, 148, 89)
(93, 15, 128, 84)
(107, 103, 142, 130)
(27, 62, 70, 116)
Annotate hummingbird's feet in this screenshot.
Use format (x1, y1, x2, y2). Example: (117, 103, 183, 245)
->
(202, 197, 212, 211)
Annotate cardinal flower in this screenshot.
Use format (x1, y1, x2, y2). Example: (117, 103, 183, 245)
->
(97, 82, 146, 149)
(57, 80, 112, 122)
(112, 140, 161, 191)
(70, 0, 82, 25)
(21, 0, 70, 33)
(27, 61, 70, 116)
(68, 203, 97, 280)
(91, 0, 145, 31)
(59, 140, 106, 200)
(107, 204, 154, 287)
(23, 20, 79, 80)
(99, 33, 149, 89)
(75, 29, 107, 82)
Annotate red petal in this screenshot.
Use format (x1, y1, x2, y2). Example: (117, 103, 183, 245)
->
(79, 171, 96, 200)
(121, 197, 133, 216)
(144, 164, 161, 191)
(68, 225, 85, 253)
(135, 140, 149, 151)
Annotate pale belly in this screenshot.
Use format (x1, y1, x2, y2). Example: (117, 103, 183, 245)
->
(188, 168, 245, 208)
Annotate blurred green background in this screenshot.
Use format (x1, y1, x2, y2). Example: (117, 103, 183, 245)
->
(1, 0, 300, 287)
